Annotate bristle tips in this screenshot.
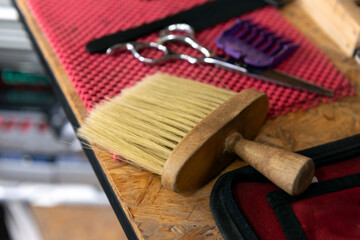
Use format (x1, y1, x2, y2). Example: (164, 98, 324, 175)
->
(78, 73, 235, 174)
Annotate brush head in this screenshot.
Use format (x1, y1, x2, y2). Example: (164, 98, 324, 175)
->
(78, 73, 237, 174)
(78, 73, 269, 193)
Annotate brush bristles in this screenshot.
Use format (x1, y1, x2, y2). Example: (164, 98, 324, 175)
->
(78, 73, 235, 175)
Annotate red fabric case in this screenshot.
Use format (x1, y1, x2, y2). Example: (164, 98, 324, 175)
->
(210, 135, 360, 240)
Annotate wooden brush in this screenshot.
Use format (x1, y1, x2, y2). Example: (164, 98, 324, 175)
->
(78, 73, 314, 196)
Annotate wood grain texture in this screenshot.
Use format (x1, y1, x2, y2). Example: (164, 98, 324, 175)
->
(31, 206, 127, 240)
(258, 1, 360, 152)
(16, 0, 360, 239)
(298, 0, 360, 56)
(233, 136, 314, 195)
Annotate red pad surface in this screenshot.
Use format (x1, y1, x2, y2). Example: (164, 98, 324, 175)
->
(27, 0, 354, 117)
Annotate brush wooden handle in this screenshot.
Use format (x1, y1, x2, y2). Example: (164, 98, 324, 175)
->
(227, 133, 314, 195)
(162, 89, 314, 196)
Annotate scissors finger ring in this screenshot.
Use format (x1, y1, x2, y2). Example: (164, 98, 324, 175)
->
(107, 41, 172, 64)
(159, 23, 195, 39)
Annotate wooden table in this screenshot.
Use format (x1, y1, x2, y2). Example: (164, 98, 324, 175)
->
(15, 0, 360, 239)
(31, 206, 127, 240)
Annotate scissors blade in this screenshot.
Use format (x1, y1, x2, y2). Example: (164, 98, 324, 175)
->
(248, 69, 334, 97)
(205, 56, 334, 96)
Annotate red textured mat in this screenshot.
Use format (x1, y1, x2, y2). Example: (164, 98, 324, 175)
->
(27, 0, 354, 117)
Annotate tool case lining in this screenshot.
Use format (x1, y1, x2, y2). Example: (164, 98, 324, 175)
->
(210, 134, 360, 240)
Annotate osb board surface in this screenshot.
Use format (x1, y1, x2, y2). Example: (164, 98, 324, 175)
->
(17, 0, 360, 239)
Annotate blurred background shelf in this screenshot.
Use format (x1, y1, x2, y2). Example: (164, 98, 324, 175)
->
(0, 0, 42, 73)
(0, 0, 125, 239)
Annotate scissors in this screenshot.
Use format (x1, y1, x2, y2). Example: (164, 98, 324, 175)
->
(106, 23, 334, 97)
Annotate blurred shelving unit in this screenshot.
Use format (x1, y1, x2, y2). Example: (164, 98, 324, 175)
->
(0, 0, 42, 73)
(0, 0, 125, 239)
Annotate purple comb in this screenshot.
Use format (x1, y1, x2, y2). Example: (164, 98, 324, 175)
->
(215, 19, 300, 68)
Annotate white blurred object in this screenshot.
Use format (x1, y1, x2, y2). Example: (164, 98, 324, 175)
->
(0, 182, 108, 207)
(0, 6, 18, 21)
(4, 201, 43, 240)
(355, 48, 360, 65)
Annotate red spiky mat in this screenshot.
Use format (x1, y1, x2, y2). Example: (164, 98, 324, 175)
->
(26, 0, 354, 117)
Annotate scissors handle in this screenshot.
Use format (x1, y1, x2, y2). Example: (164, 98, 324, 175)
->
(157, 35, 212, 57)
(107, 42, 170, 64)
(107, 34, 214, 65)
(159, 23, 195, 39)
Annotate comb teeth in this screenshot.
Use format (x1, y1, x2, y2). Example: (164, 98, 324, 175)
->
(215, 19, 300, 68)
